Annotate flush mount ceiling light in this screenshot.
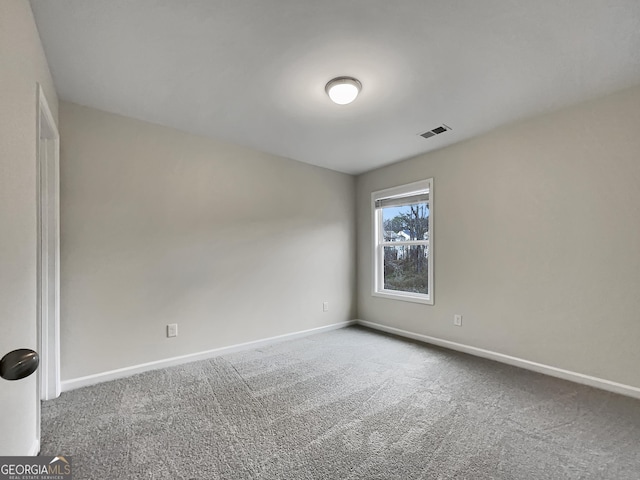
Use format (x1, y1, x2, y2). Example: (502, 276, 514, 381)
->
(325, 76, 362, 105)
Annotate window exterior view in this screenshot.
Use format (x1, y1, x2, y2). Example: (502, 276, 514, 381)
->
(372, 179, 433, 305)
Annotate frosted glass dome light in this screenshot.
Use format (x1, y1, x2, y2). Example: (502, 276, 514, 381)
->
(325, 77, 362, 105)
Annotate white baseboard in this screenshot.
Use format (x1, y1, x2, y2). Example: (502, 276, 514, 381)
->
(357, 320, 640, 400)
(29, 438, 40, 456)
(61, 320, 356, 393)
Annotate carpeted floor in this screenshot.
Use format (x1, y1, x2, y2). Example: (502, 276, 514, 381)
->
(41, 326, 640, 479)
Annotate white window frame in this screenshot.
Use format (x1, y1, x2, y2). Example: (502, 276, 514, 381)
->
(371, 178, 433, 305)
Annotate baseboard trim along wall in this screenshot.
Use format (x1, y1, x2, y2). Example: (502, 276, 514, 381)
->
(61, 318, 640, 399)
(357, 320, 640, 400)
(61, 320, 356, 393)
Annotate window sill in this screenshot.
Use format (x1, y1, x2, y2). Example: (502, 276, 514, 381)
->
(372, 290, 433, 305)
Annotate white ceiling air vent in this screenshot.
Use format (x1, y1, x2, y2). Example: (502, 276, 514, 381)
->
(420, 124, 452, 139)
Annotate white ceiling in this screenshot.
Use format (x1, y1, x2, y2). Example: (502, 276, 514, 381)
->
(30, 1, 640, 175)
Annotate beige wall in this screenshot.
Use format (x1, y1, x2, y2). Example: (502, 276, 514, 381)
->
(59, 102, 356, 380)
(0, 0, 58, 455)
(357, 84, 640, 389)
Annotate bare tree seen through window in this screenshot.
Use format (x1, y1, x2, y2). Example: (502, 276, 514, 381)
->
(382, 203, 429, 294)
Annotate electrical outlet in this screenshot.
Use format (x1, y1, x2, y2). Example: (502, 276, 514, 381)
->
(453, 314, 462, 327)
(167, 323, 178, 338)
(322, 301, 329, 312)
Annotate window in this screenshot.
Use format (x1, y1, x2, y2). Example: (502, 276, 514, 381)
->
(372, 179, 433, 304)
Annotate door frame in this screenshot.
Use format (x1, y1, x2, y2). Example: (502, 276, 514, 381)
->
(36, 83, 61, 404)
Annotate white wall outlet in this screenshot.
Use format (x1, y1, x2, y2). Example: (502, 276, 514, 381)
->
(322, 301, 329, 312)
(454, 314, 462, 327)
(167, 323, 178, 338)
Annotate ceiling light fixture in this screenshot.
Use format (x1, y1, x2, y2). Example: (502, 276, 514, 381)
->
(325, 76, 362, 105)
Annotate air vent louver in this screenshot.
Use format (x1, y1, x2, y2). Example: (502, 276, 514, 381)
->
(419, 124, 451, 139)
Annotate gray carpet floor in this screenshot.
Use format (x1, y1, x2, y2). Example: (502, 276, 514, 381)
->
(41, 326, 640, 479)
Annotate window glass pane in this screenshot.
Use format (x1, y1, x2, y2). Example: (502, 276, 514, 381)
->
(381, 202, 429, 242)
(383, 245, 429, 295)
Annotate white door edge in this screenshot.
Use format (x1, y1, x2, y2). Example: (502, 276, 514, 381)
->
(36, 83, 61, 404)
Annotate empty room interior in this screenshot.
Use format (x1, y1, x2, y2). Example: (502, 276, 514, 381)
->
(2, 0, 640, 478)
